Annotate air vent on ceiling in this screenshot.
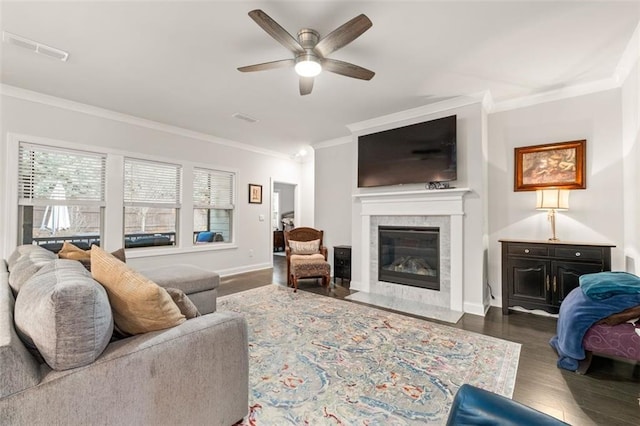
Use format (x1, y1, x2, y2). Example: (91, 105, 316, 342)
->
(232, 112, 259, 123)
(2, 31, 69, 62)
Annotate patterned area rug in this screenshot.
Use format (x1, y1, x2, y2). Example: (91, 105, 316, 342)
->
(219, 285, 520, 425)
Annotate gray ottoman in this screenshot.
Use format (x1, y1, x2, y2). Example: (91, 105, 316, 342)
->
(140, 264, 219, 314)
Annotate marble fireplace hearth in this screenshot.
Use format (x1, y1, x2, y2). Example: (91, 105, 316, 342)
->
(346, 188, 469, 323)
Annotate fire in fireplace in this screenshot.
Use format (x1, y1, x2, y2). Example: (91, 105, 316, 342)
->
(378, 226, 440, 290)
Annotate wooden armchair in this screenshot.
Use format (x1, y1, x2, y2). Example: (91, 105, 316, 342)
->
(284, 227, 329, 290)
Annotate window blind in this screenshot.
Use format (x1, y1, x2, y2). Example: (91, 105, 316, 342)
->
(124, 158, 181, 207)
(193, 168, 234, 209)
(18, 142, 106, 206)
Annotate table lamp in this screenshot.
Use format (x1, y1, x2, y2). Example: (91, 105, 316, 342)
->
(536, 189, 569, 241)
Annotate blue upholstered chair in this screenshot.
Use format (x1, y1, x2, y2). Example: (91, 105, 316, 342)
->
(196, 231, 215, 243)
(446, 384, 568, 426)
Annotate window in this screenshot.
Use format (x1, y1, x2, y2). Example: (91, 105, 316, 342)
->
(17, 142, 106, 252)
(124, 158, 181, 248)
(193, 167, 235, 244)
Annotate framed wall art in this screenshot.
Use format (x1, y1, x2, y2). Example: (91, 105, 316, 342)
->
(248, 184, 263, 204)
(514, 140, 586, 191)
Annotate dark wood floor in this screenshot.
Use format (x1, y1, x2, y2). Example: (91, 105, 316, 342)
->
(219, 255, 640, 425)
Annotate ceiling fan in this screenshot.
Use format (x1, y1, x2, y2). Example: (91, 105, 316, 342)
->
(238, 9, 375, 96)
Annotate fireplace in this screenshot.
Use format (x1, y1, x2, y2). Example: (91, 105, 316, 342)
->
(378, 226, 440, 290)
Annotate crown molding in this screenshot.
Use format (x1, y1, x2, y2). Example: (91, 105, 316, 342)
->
(346, 94, 484, 135)
(490, 77, 621, 113)
(0, 84, 291, 160)
(312, 136, 352, 150)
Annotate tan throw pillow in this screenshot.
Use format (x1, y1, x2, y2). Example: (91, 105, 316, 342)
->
(289, 239, 320, 255)
(165, 287, 201, 319)
(58, 241, 91, 261)
(59, 242, 126, 271)
(90, 246, 185, 335)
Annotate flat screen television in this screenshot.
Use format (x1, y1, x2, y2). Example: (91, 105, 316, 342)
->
(357, 115, 457, 188)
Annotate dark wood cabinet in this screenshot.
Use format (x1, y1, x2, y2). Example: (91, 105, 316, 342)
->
(273, 230, 284, 252)
(500, 239, 614, 314)
(334, 245, 351, 283)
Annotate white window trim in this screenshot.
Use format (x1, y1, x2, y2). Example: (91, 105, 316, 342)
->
(4, 133, 239, 259)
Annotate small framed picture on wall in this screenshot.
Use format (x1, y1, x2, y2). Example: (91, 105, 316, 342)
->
(248, 184, 263, 204)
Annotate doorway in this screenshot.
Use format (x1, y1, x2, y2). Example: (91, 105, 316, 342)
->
(272, 182, 296, 257)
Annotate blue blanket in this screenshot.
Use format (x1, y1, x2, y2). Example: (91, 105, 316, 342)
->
(580, 271, 640, 300)
(549, 287, 640, 371)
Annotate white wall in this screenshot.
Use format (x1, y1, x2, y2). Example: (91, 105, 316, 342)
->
(621, 53, 640, 273)
(314, 99, 489, 314)
(488, 89, 625, 307)
(314, 138, 353, 269)
(315, 90, 629, 313)
(0, 92, 304, 276)
(299, 154, 315, 227)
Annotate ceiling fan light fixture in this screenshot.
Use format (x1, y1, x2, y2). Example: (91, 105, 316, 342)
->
(295, 54, 321, 77)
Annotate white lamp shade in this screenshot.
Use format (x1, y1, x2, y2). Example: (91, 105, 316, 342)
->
(536, 189, 569, 211)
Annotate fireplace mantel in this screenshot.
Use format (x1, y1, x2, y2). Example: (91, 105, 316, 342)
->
(353, 187, 470, 200)
(353, 187, 470, 313)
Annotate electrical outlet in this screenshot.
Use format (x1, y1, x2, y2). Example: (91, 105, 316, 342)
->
(249, 249, 254, 258)
(259, 214, 265, 222)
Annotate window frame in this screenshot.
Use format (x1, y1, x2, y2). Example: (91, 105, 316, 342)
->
(192, 167, 236, 245)
(16, 141, 107, 251)
(4, 133, 239, 259)
(123, 157, 182, 249)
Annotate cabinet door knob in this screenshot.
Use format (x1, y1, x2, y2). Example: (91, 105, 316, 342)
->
(524, 249, 530, 254)
(553, 276, 557, 293)
(546, 276, 550, 291)
(575, 252, 581, 257)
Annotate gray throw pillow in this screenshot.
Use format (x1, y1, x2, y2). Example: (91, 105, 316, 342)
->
(14, 259, 113, 371)
(7, 244, 55, 270)
(8, 247, 57, 294)
(165, 287, 201, 319)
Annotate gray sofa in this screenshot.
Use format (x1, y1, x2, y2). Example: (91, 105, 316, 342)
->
(0, 245, 249, 425)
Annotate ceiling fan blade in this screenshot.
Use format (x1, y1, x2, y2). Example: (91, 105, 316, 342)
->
(238, 59, 294, 73)
(314, 14, 372, 58)
(299, 77, 314, 96)
(322, 58, 375, 80)
(248, 9, 305, 55)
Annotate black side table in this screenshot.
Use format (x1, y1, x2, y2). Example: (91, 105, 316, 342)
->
(334, 245, 352, 284)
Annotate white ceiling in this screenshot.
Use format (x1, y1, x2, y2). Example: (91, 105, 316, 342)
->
(1, 1, 639, 156)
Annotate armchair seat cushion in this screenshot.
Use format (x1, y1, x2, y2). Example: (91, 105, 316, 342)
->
(290, 253, 325, 262)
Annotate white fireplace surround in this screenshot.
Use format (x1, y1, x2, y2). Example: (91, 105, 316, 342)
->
(353, 188, 470, 312)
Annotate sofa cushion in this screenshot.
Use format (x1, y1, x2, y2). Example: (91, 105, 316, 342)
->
(289, 239, 320, 255)
(165, 287, 201, 319)
(91, 246, 185, 335)
(141, 264, 220, 295)
(14, 259, 113, 371)
(1, 264, 41, 398)
(8, 246, 57, 294)
(58, 242, 126, 271)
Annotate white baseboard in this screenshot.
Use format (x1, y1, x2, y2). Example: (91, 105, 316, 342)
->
(217, 262, 272, 278)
